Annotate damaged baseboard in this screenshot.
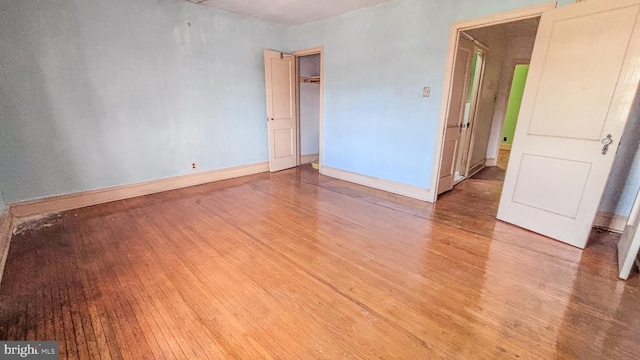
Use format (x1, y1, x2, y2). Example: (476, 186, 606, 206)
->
(467, 160, 486, 178)
(593, 211, 627, 233)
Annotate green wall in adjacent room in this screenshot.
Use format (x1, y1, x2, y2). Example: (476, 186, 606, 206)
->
(501, 64, 529, 145)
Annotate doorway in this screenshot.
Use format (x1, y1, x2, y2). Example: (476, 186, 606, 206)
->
(436, 15, 541, 196)
(264, 47, 324, 173)
(296, 52, 322, 168)
(432, 0, 640, 251)
(430, 3, 554, 200)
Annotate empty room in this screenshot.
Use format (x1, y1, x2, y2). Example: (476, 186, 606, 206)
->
(1, 0, 640, 359)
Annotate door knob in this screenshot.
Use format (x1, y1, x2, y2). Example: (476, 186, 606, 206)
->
(601, 134, 613, 155)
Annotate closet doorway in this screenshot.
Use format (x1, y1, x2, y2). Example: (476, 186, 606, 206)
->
(294, 47, 324, 169)
(263, 47, 324, 172)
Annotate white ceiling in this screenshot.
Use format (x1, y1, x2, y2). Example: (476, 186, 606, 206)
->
(465, 17, 541, 46)
(189, 0, 395, 26)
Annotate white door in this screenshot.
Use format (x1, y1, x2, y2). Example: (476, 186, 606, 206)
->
(264, 50, 297, 172)
(618, 189, 640, 279)
(459, 49, 485, 178)
(497, 0, 640, 248)
(438, 37, 475, 194)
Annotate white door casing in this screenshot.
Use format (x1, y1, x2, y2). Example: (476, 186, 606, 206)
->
(497, 0, 640, 248)
(618, 188, 640, 280)
(438, 37, 475, 195)
(264, 50, 297, 172)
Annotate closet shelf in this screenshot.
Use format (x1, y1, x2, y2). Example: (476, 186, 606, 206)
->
(300, 76, 321, 84)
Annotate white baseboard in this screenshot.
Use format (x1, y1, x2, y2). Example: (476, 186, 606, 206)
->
(10, 162, 269, 218)
(0, 209, 14, 286)
(300, 153, 319, 165)
(486, 158, 497, 166)
(500, 144, 512, 151)
(468, 160, 486, 178)
(593, 211, 627, 233)
(321, 166, 431, 202)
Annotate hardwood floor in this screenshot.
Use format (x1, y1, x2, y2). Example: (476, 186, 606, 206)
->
(497, 149, 511, 170)
(1, 165, 639, 359)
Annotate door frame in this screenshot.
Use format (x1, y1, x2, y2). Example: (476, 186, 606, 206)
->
(618, 187, 640, 279)
(429, 2, 556, 202)
(293, 46, 324, 172)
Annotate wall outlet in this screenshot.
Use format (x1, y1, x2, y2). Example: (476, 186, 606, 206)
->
(191, 162, 197, 170)
(423, 87, 431, 97)
(503, 137, 508, 142)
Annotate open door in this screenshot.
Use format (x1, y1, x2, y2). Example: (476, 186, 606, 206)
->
(458, 49, 485, 180)
(438, 37, 475, 194)
(497, 0, 640, 248)
(264, 50, 297, 172)
(618, 188, 640, 279)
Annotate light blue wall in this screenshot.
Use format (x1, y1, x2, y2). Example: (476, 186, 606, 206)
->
(0, 188, 5, 214)
(599, 90, 640, 217)
(287, 0, 452, 187)
(0, 0, 285, 203)
(2, 0, 636, 214)
(286, 0, 571, 189)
